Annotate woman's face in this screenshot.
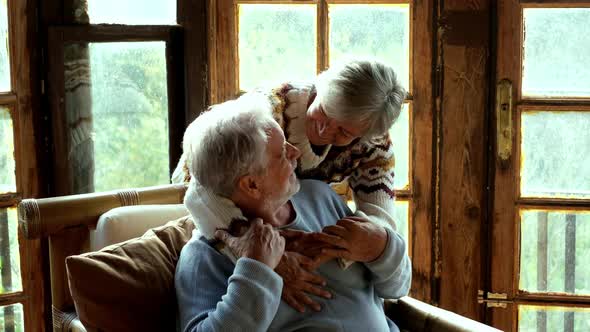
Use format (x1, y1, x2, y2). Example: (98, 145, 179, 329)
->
(305, 97, 368, 146)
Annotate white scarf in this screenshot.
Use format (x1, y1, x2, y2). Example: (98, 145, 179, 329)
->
(183, 179, 244, 263)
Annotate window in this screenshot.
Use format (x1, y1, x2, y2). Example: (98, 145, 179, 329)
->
(209, 0, 435, 283)
(46, 1, 185, 195)
(492, 3, 590, 331)
(240, 1, 413, 243)
(0, 0, 27, 330)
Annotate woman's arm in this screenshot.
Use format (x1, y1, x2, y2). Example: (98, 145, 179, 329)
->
(364, 227, 412, 299)
(348, 135, 398, 230)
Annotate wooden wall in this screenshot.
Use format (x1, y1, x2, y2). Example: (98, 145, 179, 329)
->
(437, 0, 493, 322)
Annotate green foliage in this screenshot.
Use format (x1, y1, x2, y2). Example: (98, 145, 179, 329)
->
(0, 0, 11, 92)
(88, 42, 170, 192)
(0, 109, 15, 192)
(0, 303, 25, 332)
(519, 211, 590, 331)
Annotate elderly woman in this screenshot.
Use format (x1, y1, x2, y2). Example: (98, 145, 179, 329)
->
(174, 59, 406, 230)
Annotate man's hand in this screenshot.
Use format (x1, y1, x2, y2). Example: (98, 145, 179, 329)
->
(319, 216, 388, 263)
(275, 251, 332, 313)
(215, 218, 285, 269)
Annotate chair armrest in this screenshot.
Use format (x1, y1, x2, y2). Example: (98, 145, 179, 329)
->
(385, 297, 501, 332)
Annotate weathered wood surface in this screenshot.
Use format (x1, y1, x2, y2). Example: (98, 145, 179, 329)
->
(410, 0, 435, 304)
(491, 0, 520, 330)
(439, 0, 491, 323)
(13, 0, 46, 331)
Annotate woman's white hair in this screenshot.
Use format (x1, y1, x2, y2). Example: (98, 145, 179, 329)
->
(183, 94, 277, 197)
(315, 59, 407, 139)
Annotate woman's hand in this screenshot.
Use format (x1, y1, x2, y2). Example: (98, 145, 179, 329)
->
(275, 251, 332, 313)
(215, 218, 285, 269)
(320, 216, 388, 263)
(280, 229, 335, 259)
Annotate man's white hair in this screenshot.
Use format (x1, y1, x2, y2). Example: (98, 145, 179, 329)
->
(315, 59, 407, 139)
(183, 94, 277, 197)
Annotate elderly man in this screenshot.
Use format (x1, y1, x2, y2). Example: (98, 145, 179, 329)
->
(175, 94, 411, 332)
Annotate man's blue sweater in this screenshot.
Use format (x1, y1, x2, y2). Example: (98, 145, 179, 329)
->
(176, 180, 412, 331)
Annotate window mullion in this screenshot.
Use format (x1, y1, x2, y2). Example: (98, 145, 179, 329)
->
(317, 0, 328, 73)
(0, 94, 17, 104)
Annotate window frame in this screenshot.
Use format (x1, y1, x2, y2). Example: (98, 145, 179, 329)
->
(491, 1, 590, 330)
(45, 25, 185, 196)
(0, 0, 45, 331)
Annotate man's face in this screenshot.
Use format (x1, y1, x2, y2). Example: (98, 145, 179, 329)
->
(305, 97, 368, 147)
(259, 125, 301, 204)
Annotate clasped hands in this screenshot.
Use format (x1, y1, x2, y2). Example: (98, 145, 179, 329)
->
(215, 216, 388, 313)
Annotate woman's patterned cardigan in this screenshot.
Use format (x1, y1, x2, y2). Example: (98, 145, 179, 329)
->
(173, 82, 399, 230)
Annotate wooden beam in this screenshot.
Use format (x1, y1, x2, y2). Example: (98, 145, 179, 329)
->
(0, 93, 17, 104)
(178, 0, 208, 122)
(439, 0, 491, 322)
(515, 294, 590, 306)
(521, 1, 590, 8)
(11, 0, 46, 331)
(517, 199, 590, 208)
(57, 25, 175, 42)
(409, 0, 435, 304)
(317, 0, 328, 72)
(0, 292, 26, 307)
(519, 103, 590, 111)
(492, 1, 522, 330)
(208, 0, 238, 104)
(536, 211, 548, 332)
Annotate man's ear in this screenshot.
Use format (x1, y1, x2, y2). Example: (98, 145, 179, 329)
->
(236, 174, 262, 200)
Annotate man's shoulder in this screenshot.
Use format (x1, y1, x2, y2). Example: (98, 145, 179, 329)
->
(178, 233, 231, 271)
(297, 179, 335, 197)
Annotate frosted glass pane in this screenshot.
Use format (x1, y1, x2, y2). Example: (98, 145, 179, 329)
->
(519, 305, 590, 332)
(88, 0, 176, 25)
(521, 111, 590, 198)
(88, 42, 169, 191)
(0, 0, 11, 92)
(0, 108, 15, 193)
(0, 303, 24, 332)
(523, 8, 590, 97)
(519, 210, 590, 295)
(393, 200, 409, 246)
(239, 4, 316, 90)
(329, 4, 410, 91)
(389, 104, 409, 190)
(0, 208, 22, 294)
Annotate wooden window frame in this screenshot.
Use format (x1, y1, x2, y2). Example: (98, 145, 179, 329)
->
(492, 1, 590, 330)
(45, 25, 185, 196)
(0, 0, 45, 331)
(208, 0, 436, 303)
